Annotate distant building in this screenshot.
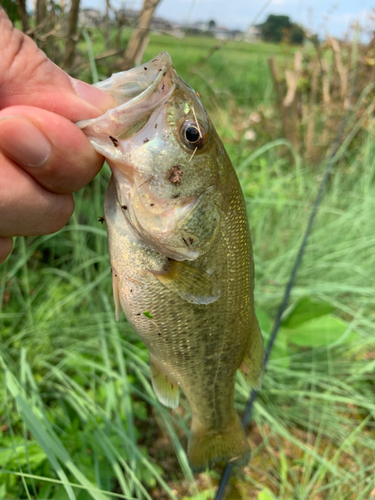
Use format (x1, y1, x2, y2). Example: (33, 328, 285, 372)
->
(100, 7, 244, 41)
(150, 16, 175, 32)
(243, 26, 261, 42)
(213, 26, 232, 40)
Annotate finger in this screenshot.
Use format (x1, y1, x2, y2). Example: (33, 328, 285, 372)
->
(0, 155, 74, 237)
(0, 107, 103, 194)
(0, 9, 117, 120)
(0, 237, 13, 264)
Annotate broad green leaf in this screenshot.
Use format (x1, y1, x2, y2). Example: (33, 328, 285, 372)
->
(285, 315, 357, 347)
(183, 489, 215, 500)
(258, 489, 276, 500)
(263, 328, 291, 368)
(0, 441, 46, 468)
(282, 297, 334, 329)
(270, 330, 291, 368)
(255, 308, 273, 333)
(256, 309, 291, 367)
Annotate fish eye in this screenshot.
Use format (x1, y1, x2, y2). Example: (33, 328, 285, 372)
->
(180, 120, 207, 150)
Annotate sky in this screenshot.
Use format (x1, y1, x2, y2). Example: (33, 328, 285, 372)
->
(81, 0, 374, 40)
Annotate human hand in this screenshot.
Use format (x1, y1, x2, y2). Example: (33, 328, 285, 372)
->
(0, 9, 117, 264)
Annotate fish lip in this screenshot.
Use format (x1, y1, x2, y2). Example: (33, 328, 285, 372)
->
(76, 52, 174, 131)
(96, 51, 173, 103)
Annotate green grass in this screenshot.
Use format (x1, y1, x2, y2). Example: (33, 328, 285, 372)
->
(1, 30, 375, 500)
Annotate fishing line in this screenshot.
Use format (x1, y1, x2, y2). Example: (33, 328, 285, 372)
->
(214, 96, 353, 500)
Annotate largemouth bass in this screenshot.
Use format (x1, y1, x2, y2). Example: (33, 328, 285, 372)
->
(78, 52, 264, 471)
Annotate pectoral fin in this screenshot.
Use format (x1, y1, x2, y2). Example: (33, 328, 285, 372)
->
(111, 267, 121, 321)
(240, 318, 264, 389)
(150, 355, 179, 409)
(151, 260, 221, 305)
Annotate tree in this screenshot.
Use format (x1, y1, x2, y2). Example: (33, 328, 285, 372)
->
(290, 23, 304, 45)
(120, 0, 162, 70)
(63, 0, 81, 69)
(258, 14, 305, 45)
(208, 19, 216, 30)
(259, 15, 291, 43)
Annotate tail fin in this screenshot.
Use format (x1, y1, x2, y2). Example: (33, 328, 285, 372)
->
(187, 412, 250, 472)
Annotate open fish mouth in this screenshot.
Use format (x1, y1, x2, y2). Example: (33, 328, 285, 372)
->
(95, 51, 173, 103)
(76, 52, 175, 138)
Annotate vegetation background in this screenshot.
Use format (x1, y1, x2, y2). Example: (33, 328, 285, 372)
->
(1, 1, 375, 499)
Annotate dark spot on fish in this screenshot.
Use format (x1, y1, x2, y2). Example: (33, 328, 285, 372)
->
(136, 313, 141, 316)
(188, 237, 194, 245)
(196, 91, 201, 98)
(143, 138, 149, 143)
(173, 193, 180, 199)
(144, 66, 147, 70)
(158, 333, 161, 336)
(155, 123, 158, 129)
(130, 289, 133, 293)
(109, 136, 119, 147)
(158, 68, 162, 72)
(213, 218, 216, 221)
(152, 58, 157, 62)
(169, 165, 183, 185)
(182, 237, 189, 248)
(98, 216, 105, 224)
(163, 71, 166, 76)
(121, 205, 127, 210)
(150, 203, 154, 207)
(162, 83, 165, 90)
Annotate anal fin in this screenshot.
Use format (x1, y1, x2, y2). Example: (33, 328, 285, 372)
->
(150, 260, 220, 305)
(150, 355, 179, 409)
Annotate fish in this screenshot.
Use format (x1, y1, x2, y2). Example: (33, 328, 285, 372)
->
(77, 52, 264, 471)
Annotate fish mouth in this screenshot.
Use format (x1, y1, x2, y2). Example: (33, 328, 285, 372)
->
(95, 52, 173, 103)
(76, 52, 175, 136)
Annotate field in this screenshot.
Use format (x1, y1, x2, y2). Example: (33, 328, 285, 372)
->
(1, 28, 375, 500)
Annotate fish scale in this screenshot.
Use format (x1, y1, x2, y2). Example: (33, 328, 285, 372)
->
(78, 51, 264, 471)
